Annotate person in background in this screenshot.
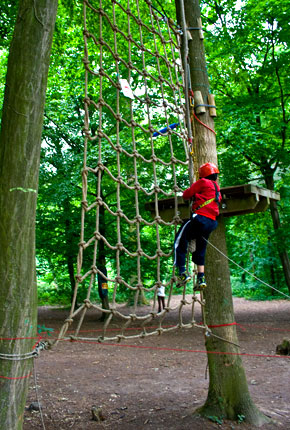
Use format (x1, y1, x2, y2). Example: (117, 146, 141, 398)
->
(157, 284, 166, 313)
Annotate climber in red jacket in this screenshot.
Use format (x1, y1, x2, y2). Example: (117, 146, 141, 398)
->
(174, 162, 221, 289)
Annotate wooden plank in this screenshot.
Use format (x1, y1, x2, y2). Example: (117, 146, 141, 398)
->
(145, 184, 280, 220)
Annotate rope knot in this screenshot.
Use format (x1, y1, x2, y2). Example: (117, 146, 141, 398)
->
(154, 215, 162, 223)
(116, 209, 124, 217)
(75, 274, 83, 283)
(82, 168, 88, 177)
(135, 215, 142, 223)
(83, 96, 91, 105)
(64, 318, 73, 324)
(84, 299, 91, 308)
(171, 156, 177, 164)
(116, 242, 124, 251)
(154, 185, 161, 193)
(134, 182, 141, 190)
(91, 265, 98, 274)
(115, 276, 122, 283)
(81, 200, 88, 210)
(78, 241, 86, 248)
(94, 232, 101, 240)
(130, 314, 137, 321)
(98, 67, 105, 76)
(151, 155, 158, 162)
(98, 7, 106, 16)
(145, 96, 152, 105)
(97, 129, 105, 138)
(83, 127, 91, 138)
(156, 250, 163, 257)
(95, 196, 103, 205)
(82, 58, 90, 68)
(115, 144, 122, 152)
(96, 162, 105, 171)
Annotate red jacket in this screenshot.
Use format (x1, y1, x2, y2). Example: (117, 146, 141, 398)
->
(182, 178, 221, 220)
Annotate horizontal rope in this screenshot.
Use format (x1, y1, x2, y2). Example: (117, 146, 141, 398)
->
(0, 372, 33, 380)
(0, 340, 48, 362)
(60, 338, 290, 360)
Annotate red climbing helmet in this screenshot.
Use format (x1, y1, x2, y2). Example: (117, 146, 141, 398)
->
(198, 162, 219, 178)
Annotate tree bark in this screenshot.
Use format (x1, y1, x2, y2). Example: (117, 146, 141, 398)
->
(175, 0, 269, 425)
(0, 1, 58, 428)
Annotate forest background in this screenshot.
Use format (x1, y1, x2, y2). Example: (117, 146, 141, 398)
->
(0, 0, 289, 305)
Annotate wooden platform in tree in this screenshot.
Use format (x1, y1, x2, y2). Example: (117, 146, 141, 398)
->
(145, 184, 280, 221)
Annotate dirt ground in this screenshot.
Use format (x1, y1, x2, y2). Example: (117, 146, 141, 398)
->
(23, 297, 290, 430)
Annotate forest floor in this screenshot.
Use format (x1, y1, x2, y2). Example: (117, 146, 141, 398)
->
(23, 296, 290, 430)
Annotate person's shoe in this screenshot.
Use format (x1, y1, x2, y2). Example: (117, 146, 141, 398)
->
(177, 272, 191, 286)
(194, 276, 207, 291)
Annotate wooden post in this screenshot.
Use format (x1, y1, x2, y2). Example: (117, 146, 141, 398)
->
(193, 90, 206, 114)
(208, 94, 217, 117)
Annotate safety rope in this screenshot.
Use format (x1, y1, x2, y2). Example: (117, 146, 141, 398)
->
(58, 338, 290, 360)
(205, 238, 290, 300)
(33, 360, 46, 430)
(0, 340, 48, 362)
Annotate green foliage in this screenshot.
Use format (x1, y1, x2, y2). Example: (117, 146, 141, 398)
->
(1, 0, 288, 304)
(201, 0, 290, 296)
(237, 414, 246, 424)
(207, 415, 224, 424)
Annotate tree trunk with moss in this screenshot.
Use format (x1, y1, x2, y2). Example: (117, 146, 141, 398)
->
(202, 222, 268, 425)
(175, 0, 269, 425)
(0, 1, 57, 428)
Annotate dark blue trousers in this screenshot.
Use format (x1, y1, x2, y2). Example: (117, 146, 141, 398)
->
(174, 214, 218, 273)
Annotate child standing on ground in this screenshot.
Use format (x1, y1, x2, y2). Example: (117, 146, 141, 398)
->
(157, 285, 166, 313)
(174, 162, 221, 289)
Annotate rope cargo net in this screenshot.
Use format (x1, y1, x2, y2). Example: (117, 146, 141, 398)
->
(57, 0, 204, 344)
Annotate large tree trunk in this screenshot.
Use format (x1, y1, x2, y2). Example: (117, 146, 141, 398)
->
(0, 1, 57, 428)
(175, 0, 269, 425)
(264, 174, 290, 294)
(202, 221, 268, 425)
